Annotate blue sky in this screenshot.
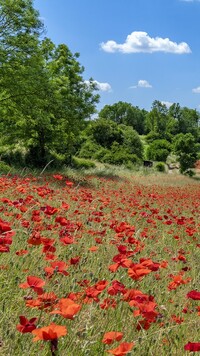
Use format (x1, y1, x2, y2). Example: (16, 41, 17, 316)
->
(34, 0, 200, 112)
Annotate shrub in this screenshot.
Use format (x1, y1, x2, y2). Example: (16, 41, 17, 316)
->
(147, 139, 171, 162)
(155, 162, 166, 172)
(102, 143, 141, 166)
(145, 131, 161, 143)
(93, 147, 111, 161)
(78, 140, 100, 159)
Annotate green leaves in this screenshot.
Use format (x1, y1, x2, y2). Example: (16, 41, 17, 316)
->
(0, 0, 99, 167)
(173, 133, 198, 174)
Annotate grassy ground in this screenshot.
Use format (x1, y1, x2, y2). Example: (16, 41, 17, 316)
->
(0, 167, 199, 355)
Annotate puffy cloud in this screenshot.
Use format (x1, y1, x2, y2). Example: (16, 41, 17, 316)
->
(192, 86, 200, 93)
(100, 31, 191, 54)
(85, 80, 111, 92)
(130, 80, 152, 89)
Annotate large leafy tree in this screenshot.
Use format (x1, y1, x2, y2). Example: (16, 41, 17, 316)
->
(99, 101, 147, 135)
(0, 0, 99, 166)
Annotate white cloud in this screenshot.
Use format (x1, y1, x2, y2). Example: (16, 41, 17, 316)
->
(192, 86, 200, 93)
(180, 0, 200, 2)
(85, 80, 112, 92)
(100, 31, 191, 54)
(130, 80, 152, 89)
(161, 101, 173, 108)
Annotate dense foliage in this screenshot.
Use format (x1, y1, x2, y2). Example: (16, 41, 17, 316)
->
(147, 139, 172, 162)
(78, 119, 143, 167)
(0, 0, 99, 166)
(173, 133, 199, 175)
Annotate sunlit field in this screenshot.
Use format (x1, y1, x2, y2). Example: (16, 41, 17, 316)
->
(0, 170, 199, 355)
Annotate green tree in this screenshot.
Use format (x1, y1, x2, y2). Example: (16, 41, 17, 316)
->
(169, 103, 200, 137)
(0, 0, 99, 166)
(99, 101, 147, 134)
(173, 133, 198, 175)
(118, 124, 143, 159)
(145, 100, 176, 140)
(85, 118, 123, 148)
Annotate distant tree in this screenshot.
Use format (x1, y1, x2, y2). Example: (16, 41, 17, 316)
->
(99, 101, 147, 134)
(169, 103, 200, 137)
(173, 133, 198, 175)
(145, 100, 176, 139)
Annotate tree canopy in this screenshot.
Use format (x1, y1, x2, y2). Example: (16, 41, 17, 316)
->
(0, 0, 99, 166)
(99, 101, 147, 135)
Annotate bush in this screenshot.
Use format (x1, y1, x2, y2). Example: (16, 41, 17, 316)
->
(78, 140, 100, 159)
(71, 157, 96, 169)
(102, 143, 141, 166)
(155, 162, 166, 172)
(147, 139, 171, 162)
(145, 131, 161, 143)
(93, 147, 111, 161)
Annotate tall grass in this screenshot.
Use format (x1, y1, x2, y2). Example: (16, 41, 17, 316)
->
(0, 169, 199, 355)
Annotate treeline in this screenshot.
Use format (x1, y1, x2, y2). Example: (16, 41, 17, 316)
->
(80, 101, 199, 173)
(0, 1, 199, 175)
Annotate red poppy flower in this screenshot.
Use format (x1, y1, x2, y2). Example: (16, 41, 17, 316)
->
(102, 331, 123, 345)
(184, 342, 200, 352)
(16, 250, 28, 256)
(42, 205, 58, 216)
(69, 257, 80, 265)
(0, 219, 11, 233)
(100, 298, 117, 310)
(16, 316, 37, 333)
(32, 323, 67, 341)
(50, 298, 81, 319)
(88, 246, 98, 252)
(66, 181, 74, 187)
(187, 290, 200, 300)
(107, 342, 134, 355)
(128, 266, 151, 280)
(19, 276, 45, 295)
(53, 174, 63, 180)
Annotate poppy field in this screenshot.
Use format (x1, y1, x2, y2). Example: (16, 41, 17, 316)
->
(0, 171, 199, 355)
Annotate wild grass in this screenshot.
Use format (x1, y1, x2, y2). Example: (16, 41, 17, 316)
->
(0, 168, 199, 355)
